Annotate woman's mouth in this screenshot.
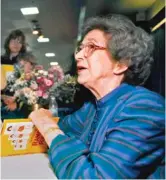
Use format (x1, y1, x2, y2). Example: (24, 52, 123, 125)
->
(77, 66, 87, 73)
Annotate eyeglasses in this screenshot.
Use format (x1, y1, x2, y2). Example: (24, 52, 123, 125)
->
(10, 39, 23, 45)
(75, 42, 107, 57)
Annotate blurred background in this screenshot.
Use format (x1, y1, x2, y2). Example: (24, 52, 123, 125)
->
(1, 0, 165, 96)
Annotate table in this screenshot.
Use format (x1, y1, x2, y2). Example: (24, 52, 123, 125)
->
(1, 153, 57, 179)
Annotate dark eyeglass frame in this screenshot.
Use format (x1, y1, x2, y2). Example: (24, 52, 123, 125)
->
(75, 42, 107, 57)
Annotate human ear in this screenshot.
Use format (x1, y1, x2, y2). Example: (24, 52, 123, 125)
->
(113, 61, 129, 75)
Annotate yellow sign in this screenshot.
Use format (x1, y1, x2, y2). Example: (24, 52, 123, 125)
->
(1, 65, 14, 79)
(0, 118, 59, 157)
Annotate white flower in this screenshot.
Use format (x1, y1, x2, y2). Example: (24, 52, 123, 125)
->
(43, 71, 48, 76)
(38, 70, 44, 74)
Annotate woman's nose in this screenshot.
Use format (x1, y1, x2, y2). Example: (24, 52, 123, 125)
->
(74, 48, 86, 62)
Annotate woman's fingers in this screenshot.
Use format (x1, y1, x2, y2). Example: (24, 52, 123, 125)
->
(29, 108, 58, 137)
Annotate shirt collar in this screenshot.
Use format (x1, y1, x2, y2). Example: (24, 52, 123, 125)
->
(95, 83, 133, 108)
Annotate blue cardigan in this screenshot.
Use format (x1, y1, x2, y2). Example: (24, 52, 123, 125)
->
(48, 83, 165, 179)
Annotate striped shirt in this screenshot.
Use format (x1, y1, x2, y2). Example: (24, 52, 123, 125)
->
(48, 83, 165, 179)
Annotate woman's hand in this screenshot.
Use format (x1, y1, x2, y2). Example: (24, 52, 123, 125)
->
(29, 108, 62, 146)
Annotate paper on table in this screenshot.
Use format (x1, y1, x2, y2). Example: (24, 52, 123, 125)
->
(0, 117, 59, 157)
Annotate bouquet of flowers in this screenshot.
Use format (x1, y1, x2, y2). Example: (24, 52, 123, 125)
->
(5, 62, 79, 108)
(50, 74, 79, 104)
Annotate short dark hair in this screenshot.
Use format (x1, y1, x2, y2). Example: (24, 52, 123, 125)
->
(4, 29, 27, 55)
(18, 52, 37, 66)
(81, 14, 154, 85)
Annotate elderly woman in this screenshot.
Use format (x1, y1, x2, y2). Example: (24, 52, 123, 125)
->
(29, 14, 165, 179)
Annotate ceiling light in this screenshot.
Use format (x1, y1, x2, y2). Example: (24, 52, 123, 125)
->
(20, 7, 39, 15)
(45, 53, 55, 57)
(36, 30, 44, 38)
(31, 20, 40, 35)
(50, 62, 58, 66)
(32, 30, 39, 35)
(38, 34, 44, 39)
(37, 37, 49, 42)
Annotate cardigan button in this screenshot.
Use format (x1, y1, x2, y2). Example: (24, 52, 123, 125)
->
(89, 131, 94, 135)
(93, 119, 97, 123)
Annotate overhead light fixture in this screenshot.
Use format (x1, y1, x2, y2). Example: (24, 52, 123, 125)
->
(32, 30, 39, 35)
(151, 18, 166, 32)
(31, 20, 40, 35)
(45, 53, 55, 57)
(20, 7, 39, 15)
(50, 62, 58, 66)
(37, 37, 49, 42)
(38, 32, 44, 39)
(39, 35, 44, 38)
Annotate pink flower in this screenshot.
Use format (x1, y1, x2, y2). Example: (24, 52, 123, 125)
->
(36, 90, 43, 97)
(58, 74, 64, 81)
(30, 83, 38, 90)
(48, 68, 54, 73)
(36, 77, 44, 83)
(44, 79, 53, 87)
(42, 93, 49, 99)
(48, 74, 54, 79)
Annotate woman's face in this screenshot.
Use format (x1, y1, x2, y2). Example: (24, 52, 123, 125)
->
(75, 29, 118, 88)
(19, 60, 33, 73)
(9, 37, 23, 54)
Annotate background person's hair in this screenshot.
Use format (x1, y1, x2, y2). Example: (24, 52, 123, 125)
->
(18, 52, 37, 66)
(81, 14, 154, 86)
(4, 29, 27, 55)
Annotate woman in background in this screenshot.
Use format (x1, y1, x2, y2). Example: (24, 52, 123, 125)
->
(1, 29, 27, 111)
(1, 52, 37, 120)
(18, 53, 37, 73)
(1, 29, 26, 65)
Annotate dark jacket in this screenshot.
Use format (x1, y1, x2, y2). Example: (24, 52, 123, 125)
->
(1, 55, 18, 65)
